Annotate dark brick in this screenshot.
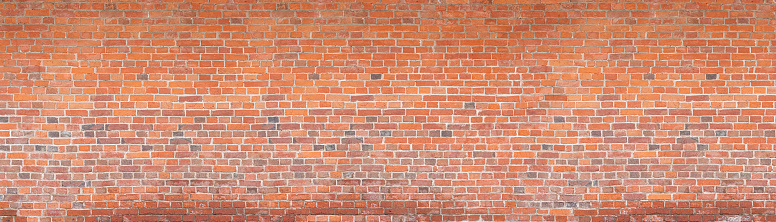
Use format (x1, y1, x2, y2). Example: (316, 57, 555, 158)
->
(371, 74, 382, 80)
(380, 130, 391, 136)
(685, 123, 707, 129)
(268, 116, 279, 123)
(473, 151, 495, 158)
(705, 74, 717, 80)
(568, 180, 593, 186)
(361, 144, 373, 151)
(61, 181, 88, 187)
(81, 124, 104, 131)
(169, 138, 192, 144)
(677, 137, 699, 144)
(269, 138, 292, 144)
(325, 144, 336, 151)
(260, 124, 277, 130)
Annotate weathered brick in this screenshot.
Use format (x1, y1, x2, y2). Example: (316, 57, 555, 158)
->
(1, 1, 770, 220)
(82, 124, 104, 131)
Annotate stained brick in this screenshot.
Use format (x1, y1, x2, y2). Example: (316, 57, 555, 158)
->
(169, 138, 191, 144)
(81, 124, 104, 130)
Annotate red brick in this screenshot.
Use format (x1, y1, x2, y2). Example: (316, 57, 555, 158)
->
(0, 1, 771, 221)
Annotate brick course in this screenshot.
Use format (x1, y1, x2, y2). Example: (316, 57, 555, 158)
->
(1, 0, 776, 221)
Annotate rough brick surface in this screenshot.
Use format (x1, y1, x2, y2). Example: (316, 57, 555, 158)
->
(1, 0, 776, 221)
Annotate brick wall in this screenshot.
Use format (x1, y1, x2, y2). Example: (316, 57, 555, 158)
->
(1, 0, 775, 221)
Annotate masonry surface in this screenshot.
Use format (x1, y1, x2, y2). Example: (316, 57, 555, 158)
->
(0, 0, 775, 221)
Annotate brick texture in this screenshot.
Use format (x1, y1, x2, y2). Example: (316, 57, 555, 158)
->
(1, 0, 776, 221)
